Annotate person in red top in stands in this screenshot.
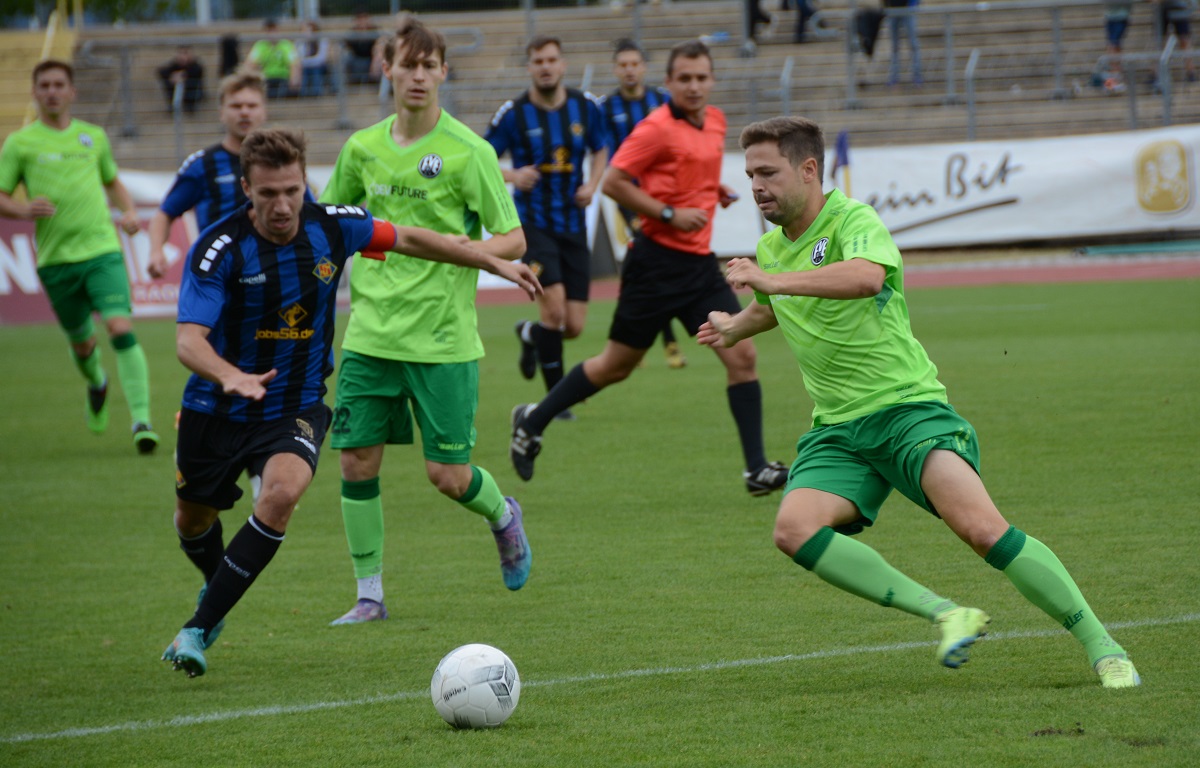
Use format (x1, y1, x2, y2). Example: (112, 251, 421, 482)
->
(508, 39, 789, 498)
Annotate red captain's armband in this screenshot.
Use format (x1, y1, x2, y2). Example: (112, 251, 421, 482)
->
(359, 220, 397, 260)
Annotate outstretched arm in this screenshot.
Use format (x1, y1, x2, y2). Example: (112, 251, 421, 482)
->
(725, 256, 885, 300)
(177, 322, 278, 401)
(697, 301, 778, 349)
(147, 210, 176, 278)
(381, 224, 542, 300)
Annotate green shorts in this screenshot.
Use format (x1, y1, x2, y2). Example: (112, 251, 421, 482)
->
(786, 400, 981, 536)
(37, 251, 132, 341)
(331, 350, 479, 464)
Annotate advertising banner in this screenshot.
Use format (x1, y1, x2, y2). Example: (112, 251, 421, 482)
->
(3, 125, 1197, 325)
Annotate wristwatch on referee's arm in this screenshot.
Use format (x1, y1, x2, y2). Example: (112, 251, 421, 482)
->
(659, 205, 675, 224)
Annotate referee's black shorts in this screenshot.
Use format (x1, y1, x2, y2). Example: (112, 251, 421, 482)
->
(608, 235, 743, 350)
(175, 402, 332, 510)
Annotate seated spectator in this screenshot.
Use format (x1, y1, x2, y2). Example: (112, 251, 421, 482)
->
(344, 10, 380, 85)
(157, 45, 204, 113)
(300, 21, 331, 96)
(246, 18, 300, 98)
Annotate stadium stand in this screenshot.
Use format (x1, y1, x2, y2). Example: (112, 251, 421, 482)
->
(17, 0, 1198, 172)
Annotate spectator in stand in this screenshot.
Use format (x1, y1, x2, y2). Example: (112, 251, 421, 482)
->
(220, 34, 240, 77)
(1156, 0, 1197, 82)
(345, 10, 381, 85)
(157, 45, 204, 113)
(781, 0, 815, 43)
(884, 0, 923, 87)
(246, 18, 300, 99)
(1102, 1, 1134, 93)
(300, 21, 331, 97)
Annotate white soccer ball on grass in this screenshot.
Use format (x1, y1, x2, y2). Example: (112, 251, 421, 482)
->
(430, 643, 521, 728)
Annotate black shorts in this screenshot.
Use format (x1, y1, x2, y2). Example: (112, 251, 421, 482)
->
(608, 236, 743, 350)
(175, 402, 332, 510)
(523, 224, 591, 301)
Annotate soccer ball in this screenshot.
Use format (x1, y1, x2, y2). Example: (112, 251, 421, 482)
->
(430, 644, 521, 729)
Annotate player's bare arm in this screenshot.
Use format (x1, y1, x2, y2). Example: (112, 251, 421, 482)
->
(0, 190, 55, 219)
(574, 147, 609, 208)
(698, 302, 778, 348)
(467, 227, 526, 261)
(176, 322, 278, 401)
(147, 209, 176, 278)
(504, 166, 541, 192)
(726, 256, 885, 299)
(390, 225, 543, 300)
(104, 177, 141, 235)
(602, 166, 708, 231)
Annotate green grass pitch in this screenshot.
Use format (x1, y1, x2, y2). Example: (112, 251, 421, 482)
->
(1, 278, 1198, 767)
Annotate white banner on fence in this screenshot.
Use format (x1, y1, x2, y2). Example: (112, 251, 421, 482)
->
(2, 125, 1196, 325)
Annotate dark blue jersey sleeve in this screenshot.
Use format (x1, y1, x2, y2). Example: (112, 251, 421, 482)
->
(329, 203, 377, 255)
(159, 151, 206, 217)
(485, 101, 517, 158)
(177, 230, 236, 329)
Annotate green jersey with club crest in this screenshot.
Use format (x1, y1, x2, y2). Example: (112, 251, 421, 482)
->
(753, 188, 946, 426)
(321, 110, 521, 362)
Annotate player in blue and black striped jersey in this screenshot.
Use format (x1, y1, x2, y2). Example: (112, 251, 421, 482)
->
(160, 128, 540, 679)
(147, 73, 313, 279)
(486, 35, 608, 407)
(598, 38, 686, 369)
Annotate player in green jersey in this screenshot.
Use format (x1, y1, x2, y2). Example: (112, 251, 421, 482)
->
(697, 116, 1139, 689)
(321, 18, 537, 624)
(0, 60, 158, 453)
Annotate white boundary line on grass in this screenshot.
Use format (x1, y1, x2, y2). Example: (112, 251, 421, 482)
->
(4, 612, 1196, 745)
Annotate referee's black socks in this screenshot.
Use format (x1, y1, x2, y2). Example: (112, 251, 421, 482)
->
(525, 363, 599, 435)
(727, 380, 768, 472)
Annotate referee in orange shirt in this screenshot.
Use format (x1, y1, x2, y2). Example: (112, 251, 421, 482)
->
(509, 39, 788, 497)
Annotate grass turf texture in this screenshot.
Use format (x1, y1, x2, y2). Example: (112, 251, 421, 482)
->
(1, 278, 1197, 767)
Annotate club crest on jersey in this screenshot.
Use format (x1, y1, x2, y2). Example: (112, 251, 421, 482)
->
(78, 133, 93, 148)
(418, 153, 443, 178)
(811, 237, 829, 266)
(570, 122, 584, 137)
(313, 256, 338, 284)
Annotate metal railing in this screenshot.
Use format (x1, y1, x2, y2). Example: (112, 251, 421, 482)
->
(809, 0, 1117, 109)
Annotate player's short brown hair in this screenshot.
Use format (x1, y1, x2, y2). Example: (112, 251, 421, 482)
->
(32, 59, 73, 84)
(526, 34, 562, 59)
(241, 128, 307, 182)
(219, 72, 266, 104)
(666, 40, 711, 77)
(384, 15, 446, 66)
(739, 116, 826, 180)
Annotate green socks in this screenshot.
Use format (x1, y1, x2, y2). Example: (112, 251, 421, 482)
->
(793, 527, 957, 620)
(112, 332, 152, 425)
(986, 526, 1125, 665)
(71, 346, 106, 387)
(341, 477, 384, 580)
(456, 466, 507, 524)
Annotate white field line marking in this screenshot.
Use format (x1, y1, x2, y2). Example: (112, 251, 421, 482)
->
(4, 612, 1195, 745)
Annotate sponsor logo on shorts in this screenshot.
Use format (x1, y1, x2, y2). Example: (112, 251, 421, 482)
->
(257, 303, 314, 340)
(811, 237, 828, 266)
(313, 256, 338, 284)
(418, 153, 443, 178)
(175, 468, 187, 489)
(438, 442, 467, 451)
(296, 418, 314, 439)
(528, 261, 543, 278)
(294, 435, 317, 452)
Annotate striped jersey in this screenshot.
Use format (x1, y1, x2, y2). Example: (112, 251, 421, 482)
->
(160, 143, 314, 232)
(177, 202, 376, 422)
(485, 88, 607, 234)
(599, 86, 669, 152)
